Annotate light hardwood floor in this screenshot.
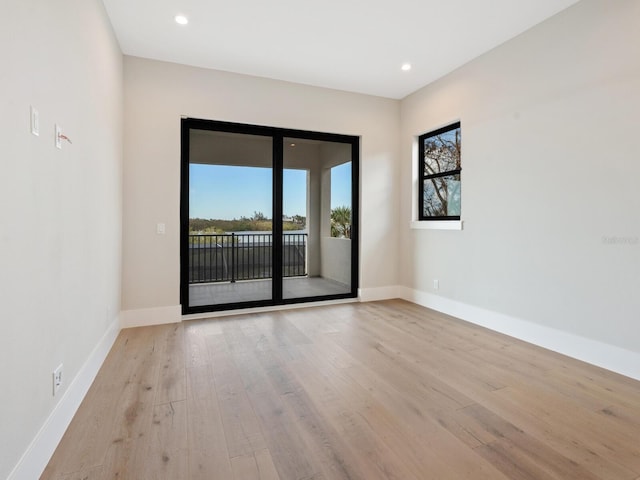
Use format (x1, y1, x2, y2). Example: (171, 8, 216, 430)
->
(42, 300, 640, 480)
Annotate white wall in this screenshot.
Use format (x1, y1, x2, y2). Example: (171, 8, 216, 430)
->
(400, 0, 640, 362)
(321, 237, 352, 285)
(122, 57, 400, 319)
(0, 1, 123, 478)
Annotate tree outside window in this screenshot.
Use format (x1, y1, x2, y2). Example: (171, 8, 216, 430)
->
(331, 206, 351, 239)
(419, 122, 461, 220)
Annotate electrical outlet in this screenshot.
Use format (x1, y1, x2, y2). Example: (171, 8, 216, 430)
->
(53, 364, 63, 396)
(433, 279, 440, 290)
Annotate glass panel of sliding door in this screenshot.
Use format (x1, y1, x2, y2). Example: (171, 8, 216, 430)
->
(187, 129, 273, 308)
(282, 137, 353, 300)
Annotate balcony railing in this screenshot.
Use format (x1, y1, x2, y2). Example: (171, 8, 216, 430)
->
(188, 233, 307, 284)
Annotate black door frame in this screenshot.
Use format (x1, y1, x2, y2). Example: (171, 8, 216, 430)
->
(180, 117, 360, 314)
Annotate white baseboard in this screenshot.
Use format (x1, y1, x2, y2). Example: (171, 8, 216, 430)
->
(358, 285, 402, 302)
(120, 305, 182, 329)
(399, 287, 640, 381)
(8, 318, 120, 480)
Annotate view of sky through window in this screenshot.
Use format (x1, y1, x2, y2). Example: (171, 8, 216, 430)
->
(189, 163, 351, 220)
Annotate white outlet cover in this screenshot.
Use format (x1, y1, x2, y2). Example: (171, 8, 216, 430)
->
(53, 363, 63, 396)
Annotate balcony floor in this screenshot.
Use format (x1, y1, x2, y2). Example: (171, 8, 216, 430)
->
(189, 276, 350, 307)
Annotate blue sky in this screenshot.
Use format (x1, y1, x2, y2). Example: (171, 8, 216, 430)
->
(330, 162, 351, 210)
(189, 163, 351, 219)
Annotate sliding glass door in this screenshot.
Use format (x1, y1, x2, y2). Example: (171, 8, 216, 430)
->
(180, 119, 359, 314)
(186, 129, 273, 308)
(282, 137, 353, 300)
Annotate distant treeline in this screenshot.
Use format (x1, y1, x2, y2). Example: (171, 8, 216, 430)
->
(189, 216, 305, 233)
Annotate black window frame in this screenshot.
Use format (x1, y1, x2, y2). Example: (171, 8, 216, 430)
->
(418, 121, 462, 221)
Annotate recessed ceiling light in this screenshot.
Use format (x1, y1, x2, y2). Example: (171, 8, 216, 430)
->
(401, 63, 412, 71)
(175, 15, 189, 25)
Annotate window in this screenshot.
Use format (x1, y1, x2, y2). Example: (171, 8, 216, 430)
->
(418, 122, 461, 220)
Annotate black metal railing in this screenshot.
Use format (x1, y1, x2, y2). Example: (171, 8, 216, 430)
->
(188, 233, 307, 284)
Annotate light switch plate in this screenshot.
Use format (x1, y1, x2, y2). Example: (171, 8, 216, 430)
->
(30, 106, 39, 136)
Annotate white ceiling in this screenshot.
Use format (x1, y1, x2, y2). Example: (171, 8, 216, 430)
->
(101, 0, 579, 99)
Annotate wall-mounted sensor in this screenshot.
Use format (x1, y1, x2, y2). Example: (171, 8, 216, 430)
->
(55, 125, 72, 149)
